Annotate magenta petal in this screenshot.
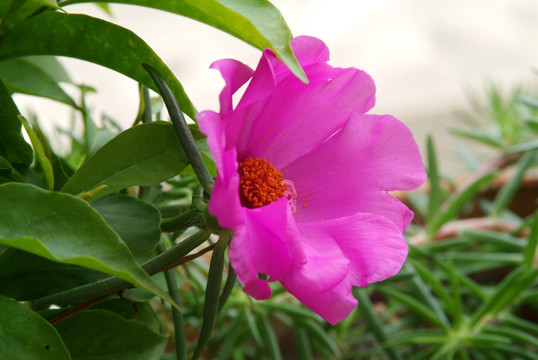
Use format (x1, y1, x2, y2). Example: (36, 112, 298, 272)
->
(288, 277, 357, 325)
(210, 59, 254, 114)
(285, 113, 424, 228)
(228, 198, 304, 300)
(197, 111, 243, 229)
(300, 214, 408, 287)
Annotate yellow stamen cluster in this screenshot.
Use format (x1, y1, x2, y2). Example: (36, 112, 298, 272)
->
(238, 157, 286, 208)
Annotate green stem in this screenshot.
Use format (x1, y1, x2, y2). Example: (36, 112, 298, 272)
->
(142, 86, 152, 123)
(143, 64, 214, 195)
(34, 230, 212, 307)
(161, 208, 203, 232)
(158, 243, 186, 360)
(192, 230, 232, 360)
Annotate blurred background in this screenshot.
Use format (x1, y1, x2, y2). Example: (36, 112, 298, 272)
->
(13, 0, 538, 173)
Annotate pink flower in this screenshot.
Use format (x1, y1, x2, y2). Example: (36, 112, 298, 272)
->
(198, 36, 426, 324)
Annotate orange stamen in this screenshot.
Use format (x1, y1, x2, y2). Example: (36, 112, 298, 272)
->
(238, 157, 286, 208)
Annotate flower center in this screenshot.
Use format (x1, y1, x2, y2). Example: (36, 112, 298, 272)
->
(238, 157, 288, 209)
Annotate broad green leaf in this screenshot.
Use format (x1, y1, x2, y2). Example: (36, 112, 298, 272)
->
(0, 195, 161, 300)
(0, 182, 174, 306)
(0, 294, 71, 360)
(93, 195, 161, 262)
(0, 80, 33, 167)
(0, 57, 75, 106)
(62, 122, 188, 200)
(55, 309, 167, 360)
(19, 115, 54, 190)
(62, 0, 307, 82)
(0, 11, 196, 118)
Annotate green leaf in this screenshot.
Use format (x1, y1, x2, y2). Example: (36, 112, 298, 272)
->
(470, 267, 538, 329)
(256, 311, 283, 360)
(0, 155, 25, 184)
(0, 80, 33, 167)
(55, 309, 167, 360)
(62, 122, 188, 200)
(380, 287, 450, 331)
(426, 135, 443, 221)
(482, 325, 538, 347)
(62, 0, 306, 82)
(355, 288, 403, 360)
(0, 11, 196, 119)
(0, 294, 71, 360)
(523, 213, 538, 269)
(0, 182, 174, 306)
(0, 57, 76, 106)
(19, 115, 54, 190)
(426, 172, 495, 238)
(492, 150, 537, 216)
(0, 250, 106, 300)
(92, 195, 161, 263)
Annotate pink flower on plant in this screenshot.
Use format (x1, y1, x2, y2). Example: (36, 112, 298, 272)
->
(198, 36, 426, 324)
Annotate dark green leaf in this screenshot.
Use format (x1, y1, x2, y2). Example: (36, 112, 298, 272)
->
(62, 122, 188, 200)
(0, 182, 174, 305)
(0, 11, 196, 118)
(355, 288, 403, 360)
(92, 195, 161, 263)
(55, 309, 167, 360)
(62, 0, 306, 82)
(0, 80, 32, 167)
(0, 250, 106, 300)
(256, 311, 283, 360)
(0, 294, 70, 360)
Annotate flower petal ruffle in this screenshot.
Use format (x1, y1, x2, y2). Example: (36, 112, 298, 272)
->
(282, 213, 408, 324)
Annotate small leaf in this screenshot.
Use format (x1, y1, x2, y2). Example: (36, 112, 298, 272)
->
(19, 115, 54, 190)
(62, 122, 188, 200)
(55, 309, 167, 360)
(0, 294, 70, 360)
(0, 182, 174, 306)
